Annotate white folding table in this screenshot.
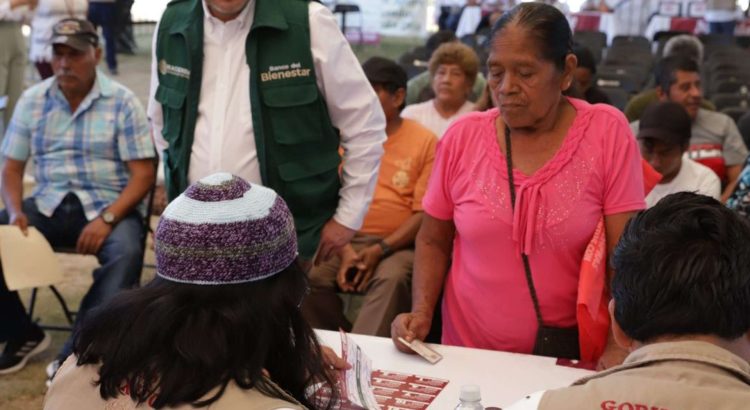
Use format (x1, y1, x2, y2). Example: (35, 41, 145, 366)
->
(316, 330, 594, 408)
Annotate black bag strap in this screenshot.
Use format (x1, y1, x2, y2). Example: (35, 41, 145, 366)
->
(503, 124, 545, 328)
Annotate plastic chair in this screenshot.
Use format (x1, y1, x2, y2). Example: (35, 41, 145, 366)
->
(654, 30, 689, 56)
(704, 44, 746, 62)
(603, 48, 654, 71)
(596, 72, 640, 94)
(709, 70, 750, 88)
(574, 31, 607, 63)
(598, 87, 630, 111)
(721, 106, 749, 124)
(598, 65, 650, 89)
(710, 79, 750, 95)
(611, 35, 651, 52)
(736, 36, 750, 49)
(712, 93, 750, 111)
(699, 33, 738, 47)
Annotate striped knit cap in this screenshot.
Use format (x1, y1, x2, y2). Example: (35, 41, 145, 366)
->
(155, 173, 298, 285)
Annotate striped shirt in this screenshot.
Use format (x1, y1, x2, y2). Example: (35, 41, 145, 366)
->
(1, 71, 154, 220)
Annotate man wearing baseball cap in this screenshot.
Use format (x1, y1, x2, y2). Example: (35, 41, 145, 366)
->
(303, 57, 437, 337)
(638, 101, 720, 208)
(0, 17, 155, 376)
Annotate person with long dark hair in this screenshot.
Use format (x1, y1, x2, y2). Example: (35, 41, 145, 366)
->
(44, 173, 342, 409)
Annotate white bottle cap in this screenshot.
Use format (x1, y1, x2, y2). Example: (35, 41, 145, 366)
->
(460, 384, 481, 402)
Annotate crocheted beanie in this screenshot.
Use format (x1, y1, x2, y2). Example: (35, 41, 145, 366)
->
(154, 173, 298, 285)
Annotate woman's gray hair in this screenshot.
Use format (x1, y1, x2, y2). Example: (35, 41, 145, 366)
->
(663, 35, 704, 62)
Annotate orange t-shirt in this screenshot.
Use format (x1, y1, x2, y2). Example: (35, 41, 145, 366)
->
(359, 119, 437, 237)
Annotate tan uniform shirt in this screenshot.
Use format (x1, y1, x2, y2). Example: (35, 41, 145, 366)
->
(507, 341, 750, 410)
(44, 356, 306, 410)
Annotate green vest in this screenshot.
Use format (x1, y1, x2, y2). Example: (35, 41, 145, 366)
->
(154, 0, 342, 258)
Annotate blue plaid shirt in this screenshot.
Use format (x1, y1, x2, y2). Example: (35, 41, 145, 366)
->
(1, 71, 154, 220)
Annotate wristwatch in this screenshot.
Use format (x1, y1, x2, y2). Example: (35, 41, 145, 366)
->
(100, 210, 116, 225)
(377, 240, 393, 257)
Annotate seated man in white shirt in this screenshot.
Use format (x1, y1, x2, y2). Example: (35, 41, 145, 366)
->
(638, 101, 721, 208)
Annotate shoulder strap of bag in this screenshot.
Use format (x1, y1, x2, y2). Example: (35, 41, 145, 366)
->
(504, 124, 545, 328)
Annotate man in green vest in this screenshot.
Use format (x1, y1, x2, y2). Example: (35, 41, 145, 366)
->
(147, 0, 386, 265)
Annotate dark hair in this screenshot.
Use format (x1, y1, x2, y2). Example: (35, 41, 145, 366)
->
(612, 192, 750, 342)
(372, 83, 408, 112)
(74, 262, 335, 409)
(490, 2, 573, 70)
(372, 81, 402, 95)
(655, 55, 700, 94)
(362, 56, 408, 111)
(426, 30, 458, 55)
(573, 44, 596, 74)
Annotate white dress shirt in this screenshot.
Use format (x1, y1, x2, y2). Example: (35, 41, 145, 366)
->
(148, 0, 386, 231)
(401, 99, 475, 139)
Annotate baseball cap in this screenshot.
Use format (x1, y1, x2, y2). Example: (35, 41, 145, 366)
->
(362, 57, 408, 91)
(638, 101, 692, 147)
(51, 18, 99, 51)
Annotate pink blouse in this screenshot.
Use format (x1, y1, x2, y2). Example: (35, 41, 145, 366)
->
(422, 98, 645, 353)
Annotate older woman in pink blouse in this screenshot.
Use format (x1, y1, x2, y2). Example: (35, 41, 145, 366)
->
(391, 3, 645, 369)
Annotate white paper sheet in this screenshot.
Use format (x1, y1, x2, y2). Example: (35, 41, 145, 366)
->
(340, 330, 380, 410)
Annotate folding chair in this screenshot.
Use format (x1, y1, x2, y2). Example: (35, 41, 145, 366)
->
(598, 65, 650, 89)
(710, 79, 750, 96)
(597, 72, 640, 95)
(709, 71, 750, 89)
(26, 161, 158, 332)
(721, 106, 750, 124)
(611, 35, 651, 53)
(598, 87, 630, 111)
(704, 44, 746, 61)
(699, 33, 738, 48)
(736, 36, 750, 49)
(603, 49, 654, 72)
(573, 31, 607, 64)
(654, 30, 688, 56)
(711, 93, 750, 111)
